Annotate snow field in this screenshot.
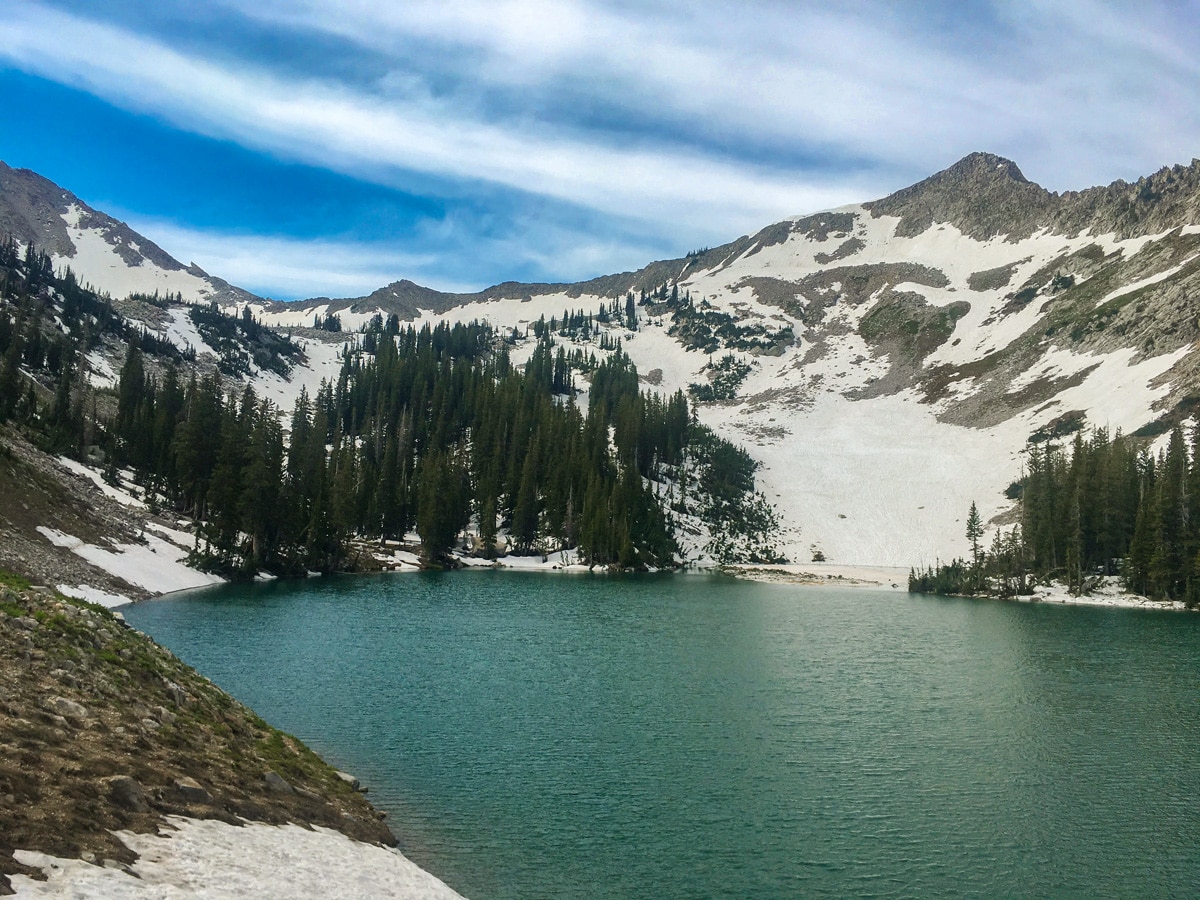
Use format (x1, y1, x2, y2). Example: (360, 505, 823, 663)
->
(253, 335, 348, 417)
(36, 525, 223, 601)
(10, 816, 463, 899)
(55, 206, 215, 305)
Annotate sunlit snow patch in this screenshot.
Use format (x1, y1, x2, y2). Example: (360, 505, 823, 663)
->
(11, 815, 464, 899)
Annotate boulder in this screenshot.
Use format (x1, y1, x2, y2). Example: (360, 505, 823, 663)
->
(264, 771, 293, 794)
(163, 680, 189, 707)
(49, 696, 88, 722)
(174, 776, 211, 804)
(108, 776, 150, 813)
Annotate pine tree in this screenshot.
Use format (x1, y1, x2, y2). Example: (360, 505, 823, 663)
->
(239, 402, 284, 568)
(966, 501, 983, 574)
(511, 439, 541, 553)
(416, 450, 469, 565)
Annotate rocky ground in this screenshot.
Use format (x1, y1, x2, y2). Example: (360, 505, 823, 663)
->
(0, 572, 395, 895)
(0, 427, 160, 602)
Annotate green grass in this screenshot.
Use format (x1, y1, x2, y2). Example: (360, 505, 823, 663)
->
(0, 569, 31, 592)
(255, 728, 353, 796)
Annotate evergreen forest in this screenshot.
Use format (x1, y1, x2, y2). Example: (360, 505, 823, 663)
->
(910, 425, 1200, 605)
(0, 237, 783, 577)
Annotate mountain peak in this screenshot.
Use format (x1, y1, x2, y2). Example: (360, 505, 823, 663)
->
(939, 151, 1030, 185)
(864, 151, 1054, 240)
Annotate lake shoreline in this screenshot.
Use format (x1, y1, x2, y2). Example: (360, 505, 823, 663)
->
(911, 575, 1196, 613)
(128, 556, 1194, 617)
(717, 562, 910, 590)
(0, 576, 465, 899)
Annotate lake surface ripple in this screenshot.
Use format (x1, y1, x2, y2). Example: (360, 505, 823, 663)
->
(124, 571, 1200, 898)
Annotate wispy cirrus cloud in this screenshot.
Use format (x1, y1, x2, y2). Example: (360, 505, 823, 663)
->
(220, 0, 1200, 188)
(1, 1, 868, 235)
(4, 0, 1200, 298)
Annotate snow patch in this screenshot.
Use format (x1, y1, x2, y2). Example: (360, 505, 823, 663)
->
(55, 584, 134, 609)
(56, 456, 145, 508)
(1020, 577, 1189, 612)
(159, 306, 207, 356)
(11, 815, 463, 899)
(54, 209, 215, 304)
(36, 527, 223, 595)
(83, 351, 118, 389)
(255, 336, 349, 416)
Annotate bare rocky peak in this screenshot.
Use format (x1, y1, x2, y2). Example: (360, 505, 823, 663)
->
(0, 162, 264, 305)
(0, 162, 79, 257)
(302, 279, 473, 320)
(1050, 159, 1200, 239)
(313, 153, 1200, 317)
(865, 151, 1200, 242)
(864, 152, 1058, 240)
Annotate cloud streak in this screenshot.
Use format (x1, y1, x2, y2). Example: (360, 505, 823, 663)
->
(219, 0, 1200, 187)
(2, 1, 868, 237)
(4, 0, 1200, 297)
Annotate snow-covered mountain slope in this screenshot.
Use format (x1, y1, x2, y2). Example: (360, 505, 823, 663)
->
(8, 152, 1200, 567)
(264, 153, 1200, 566)
(0, 162, 261, 307)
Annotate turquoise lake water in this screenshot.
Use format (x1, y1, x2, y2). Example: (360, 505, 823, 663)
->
(123, 571, 1200, 898)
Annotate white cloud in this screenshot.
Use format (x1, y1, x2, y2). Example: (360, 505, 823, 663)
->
(125, 215, 677, 301)
(1, 1, 869, 241)
(5, 0, 1200, 298)
(219, 0, 1200, 190)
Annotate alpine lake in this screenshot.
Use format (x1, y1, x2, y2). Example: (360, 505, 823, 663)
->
(122, 570, 1200, 898)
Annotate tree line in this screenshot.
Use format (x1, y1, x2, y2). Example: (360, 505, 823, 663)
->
(911, 424, 1200, 604)
(108, 318, 781, 574)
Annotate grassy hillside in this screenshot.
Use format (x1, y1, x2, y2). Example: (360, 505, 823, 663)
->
(0, 572, 394, 893)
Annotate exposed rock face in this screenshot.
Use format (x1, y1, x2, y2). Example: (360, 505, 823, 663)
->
(864, 151, 1200, 243)
(865, 152, 1058, 240)
(0, 162, 77, 257)
(0, 162, 183, 270)
(1051, 159, 1200, 240)
(0, 161, 262, 306)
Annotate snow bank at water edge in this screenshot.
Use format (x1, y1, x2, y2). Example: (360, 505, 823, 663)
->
(10, 816, 464, 899)
(36, 526, 223, 601)
(720, 562, 910, 589)
(1018, 577, 1191, 612)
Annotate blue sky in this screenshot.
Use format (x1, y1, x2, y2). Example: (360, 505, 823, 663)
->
(2, 1, 1199, 300)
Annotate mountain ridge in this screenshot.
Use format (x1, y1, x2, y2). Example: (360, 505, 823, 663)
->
(288, 151, 1200, 314)
(0, 161, 263, 308)
(6, 152, 1200, 565)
